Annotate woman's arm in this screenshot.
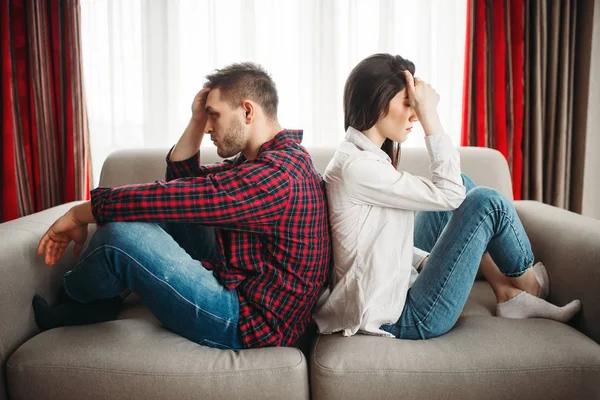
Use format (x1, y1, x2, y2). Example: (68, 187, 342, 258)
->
(344, 141, 465, 211)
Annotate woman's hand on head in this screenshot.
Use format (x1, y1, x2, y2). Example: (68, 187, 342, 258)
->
(403, 71, 439, 116)
(403, 71, 444, 135)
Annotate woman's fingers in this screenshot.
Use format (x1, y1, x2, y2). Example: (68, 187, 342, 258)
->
(403, 70, 415, 94)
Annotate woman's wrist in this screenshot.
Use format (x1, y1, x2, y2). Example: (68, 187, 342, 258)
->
(417, 256, 429, 272)
(419, 111, 444, 136)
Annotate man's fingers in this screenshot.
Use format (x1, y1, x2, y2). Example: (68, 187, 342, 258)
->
(51, 245, 59, 264)
(198, 88, 210, 101)
(49, 242, 58, 265)
(54, 246, 66, 264)
(53, 243, 68, 265)
(44, 245, 52, 265)
(38, 234, 49, 256)
(41, 239, 61, 266)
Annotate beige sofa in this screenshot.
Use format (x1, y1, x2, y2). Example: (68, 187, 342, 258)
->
(2, 146, 599, 400)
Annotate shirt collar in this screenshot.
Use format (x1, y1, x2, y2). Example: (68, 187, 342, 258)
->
(259, 129, 303, 154)
(345, 126, 390, 162)
(234, 129, 303, 165)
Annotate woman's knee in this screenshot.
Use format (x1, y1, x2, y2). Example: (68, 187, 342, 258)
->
(462, 186, 508, 210)
(417, 318, 456, 339)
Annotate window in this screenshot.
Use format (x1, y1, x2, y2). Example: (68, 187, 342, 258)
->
(81, 0, 467, 185)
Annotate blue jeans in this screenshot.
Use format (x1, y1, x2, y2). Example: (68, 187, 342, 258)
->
(380, 173, 534, 339)
(63, 222, 244, 350)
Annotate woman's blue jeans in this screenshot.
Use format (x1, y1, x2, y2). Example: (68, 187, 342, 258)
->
(380, 173, 534, 340)
(63, 222, 244, 350)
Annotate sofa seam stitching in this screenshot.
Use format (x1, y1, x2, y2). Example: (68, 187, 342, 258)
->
(6, 347, 306, 377)
(311, 364, 600, 375)
(6, 361, 306, 379)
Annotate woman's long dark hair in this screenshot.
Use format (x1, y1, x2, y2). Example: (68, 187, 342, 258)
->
(343, 54, 415, 168)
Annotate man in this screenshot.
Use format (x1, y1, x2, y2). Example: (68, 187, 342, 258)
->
(34, 63, 331, 349)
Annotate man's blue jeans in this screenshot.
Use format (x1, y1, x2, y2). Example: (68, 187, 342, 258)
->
(63, 222, 244, 350)
(380, 173, 534, 339)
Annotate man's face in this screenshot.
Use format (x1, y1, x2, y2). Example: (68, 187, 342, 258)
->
(205, 88, 247, 158)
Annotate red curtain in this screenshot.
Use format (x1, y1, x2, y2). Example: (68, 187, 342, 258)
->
(0, 0, 91, 222)
(461, 0, 524, 200)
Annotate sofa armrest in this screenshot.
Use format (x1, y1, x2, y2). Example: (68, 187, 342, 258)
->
(0, 202, 97, 399)
(515, 200, 600, 344)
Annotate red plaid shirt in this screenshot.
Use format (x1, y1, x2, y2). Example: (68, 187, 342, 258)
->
(90, 130, 331, 348)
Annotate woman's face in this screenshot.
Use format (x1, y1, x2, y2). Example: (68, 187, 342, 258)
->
(374, 89, 418, 143)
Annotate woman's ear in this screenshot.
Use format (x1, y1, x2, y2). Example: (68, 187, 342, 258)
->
(242, 100, 255, 123)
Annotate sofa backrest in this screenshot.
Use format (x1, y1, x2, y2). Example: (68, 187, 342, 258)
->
(99, 146, 513, 200)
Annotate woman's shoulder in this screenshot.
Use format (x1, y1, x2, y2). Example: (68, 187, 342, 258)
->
(325, 142, 396, 184)
(332, 141, 387, 165)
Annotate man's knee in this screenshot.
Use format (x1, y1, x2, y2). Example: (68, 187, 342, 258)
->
(91, 222, 162, 249)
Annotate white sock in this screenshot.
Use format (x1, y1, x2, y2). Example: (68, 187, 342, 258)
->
(532, 262, 550, 299)
(496, 291, 581, 323)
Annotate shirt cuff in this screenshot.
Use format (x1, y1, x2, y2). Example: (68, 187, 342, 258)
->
(90, 186, 113, 225)
(412, 247, 430, 269)
(165, 146, 201, 181)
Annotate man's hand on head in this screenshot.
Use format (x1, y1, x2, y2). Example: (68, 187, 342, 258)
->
(191, 88, 210, 123)
(171, 88, 211, 161)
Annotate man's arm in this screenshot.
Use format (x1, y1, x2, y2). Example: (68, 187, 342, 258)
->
(170, 89, 209, 162)
(72, 201, 95, 224)
(165, 146, 237, 182)
(166, 89, 209, 181)
(93, 160, 290, 228)
(38, 161, 289, 265)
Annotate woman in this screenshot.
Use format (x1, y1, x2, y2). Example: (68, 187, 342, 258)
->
(313, 53, 581, 339)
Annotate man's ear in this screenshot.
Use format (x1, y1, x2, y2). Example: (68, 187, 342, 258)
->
(242, 100, 255, 123)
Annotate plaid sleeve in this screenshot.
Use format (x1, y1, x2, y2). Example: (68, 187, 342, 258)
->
(165, 146, 235, 181)
(92, 159, 290, 227)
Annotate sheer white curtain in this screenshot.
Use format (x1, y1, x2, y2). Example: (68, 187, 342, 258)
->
(81, 0, 467, 185)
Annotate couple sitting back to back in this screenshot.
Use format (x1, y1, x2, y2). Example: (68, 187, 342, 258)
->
(35, 54, 581, 349)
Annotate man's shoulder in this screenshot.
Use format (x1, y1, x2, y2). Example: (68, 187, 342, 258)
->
(259, 142, 315, 173)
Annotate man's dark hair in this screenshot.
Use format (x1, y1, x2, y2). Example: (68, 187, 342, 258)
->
(343, 54, 416, 168)
(204, 62, 279, 120)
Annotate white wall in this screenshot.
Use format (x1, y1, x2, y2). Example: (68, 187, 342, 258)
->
(582, 0, 600, 219)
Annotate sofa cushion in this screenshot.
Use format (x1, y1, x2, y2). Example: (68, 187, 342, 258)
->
(7, 295, 309, 400)
(310, 282, 600, 400)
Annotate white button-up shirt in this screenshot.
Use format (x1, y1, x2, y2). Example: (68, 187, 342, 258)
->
(313, 127, 466, 337)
